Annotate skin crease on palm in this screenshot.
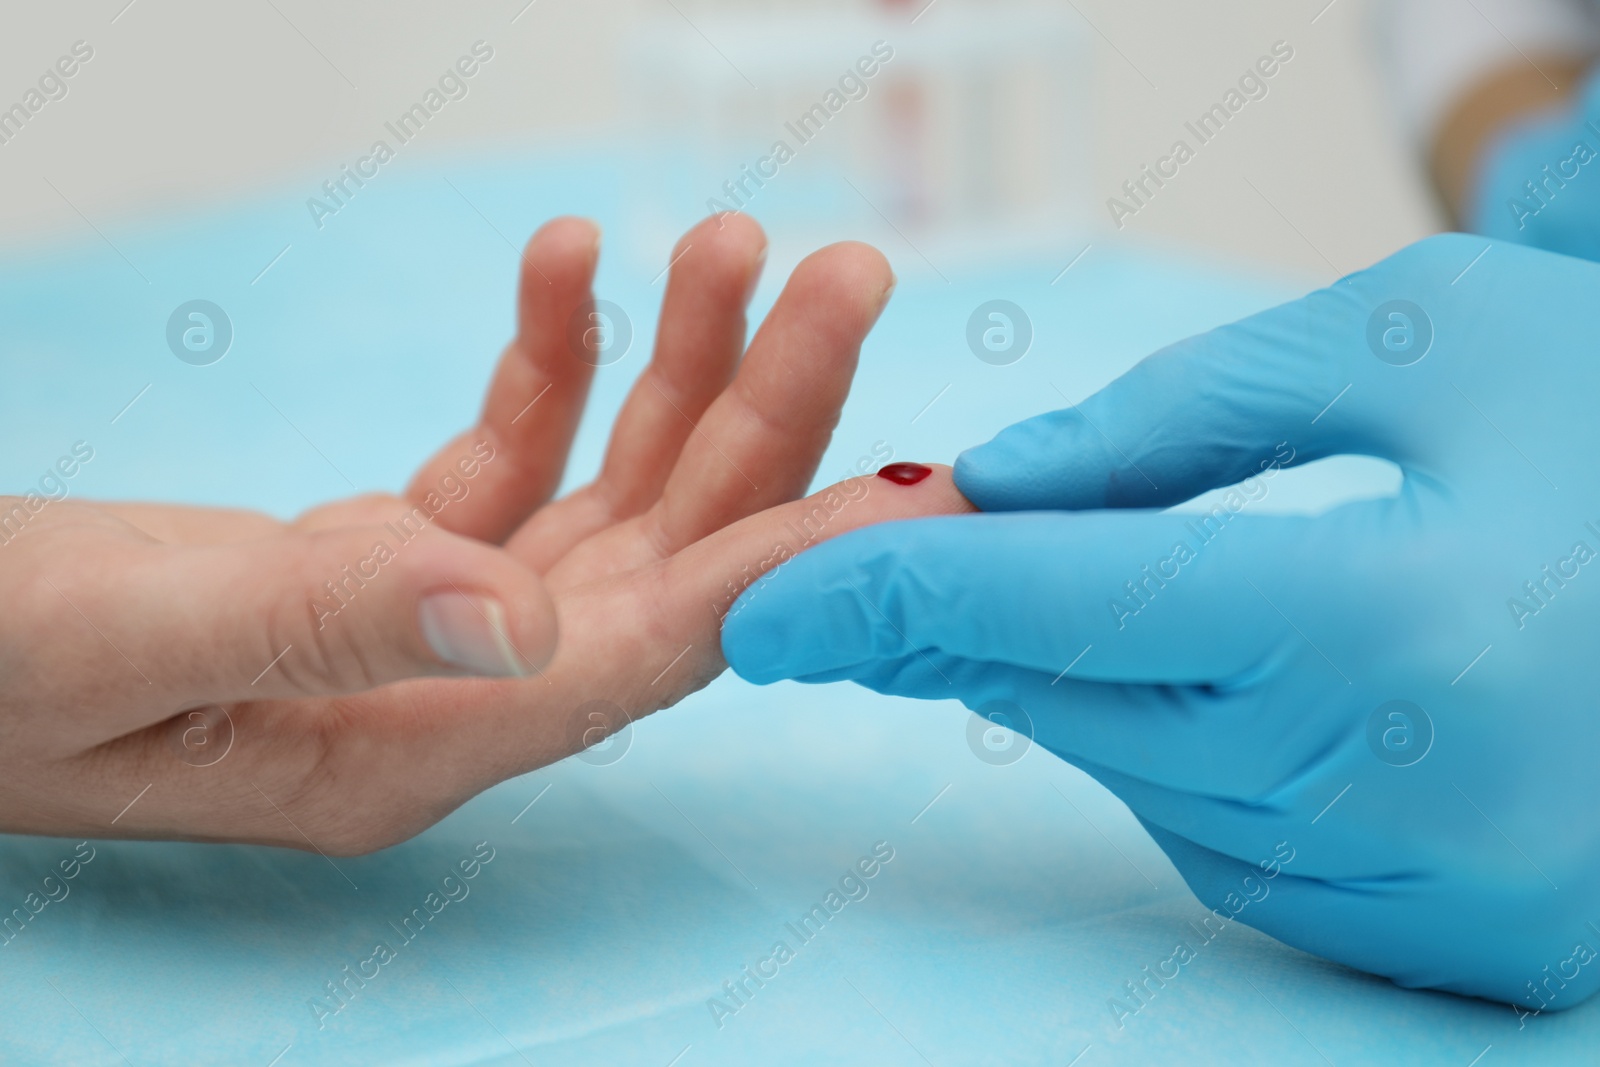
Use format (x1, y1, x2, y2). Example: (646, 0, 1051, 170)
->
(0, 214, 973, 855)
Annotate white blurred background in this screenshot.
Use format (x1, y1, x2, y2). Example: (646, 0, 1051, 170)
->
(0, 0, 1440, 281)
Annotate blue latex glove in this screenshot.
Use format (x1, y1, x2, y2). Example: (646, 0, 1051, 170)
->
(723, 234, 1600, 1016)
(1470, 66, 1600, 262)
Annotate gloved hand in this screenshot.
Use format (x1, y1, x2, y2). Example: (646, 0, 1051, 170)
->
(1470, 65, 1600, 263)
(723, 233, 1600, 1016)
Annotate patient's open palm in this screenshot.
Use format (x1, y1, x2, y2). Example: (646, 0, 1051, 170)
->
(0, 215, 969, 852)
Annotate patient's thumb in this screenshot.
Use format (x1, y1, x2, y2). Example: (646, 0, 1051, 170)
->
(148, 524, 557, 703)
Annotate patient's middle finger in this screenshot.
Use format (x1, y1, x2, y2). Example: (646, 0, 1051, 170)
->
(506, 213, 767, 571)
(647, 240, 894, 553)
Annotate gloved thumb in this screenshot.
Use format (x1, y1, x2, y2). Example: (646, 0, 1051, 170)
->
(955, 234, 1489, 512)
(955, 311, 1343, 511)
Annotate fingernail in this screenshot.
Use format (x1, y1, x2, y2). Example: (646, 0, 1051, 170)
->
(591, 223, 603, 259)
(418, 592, 525, 677)
(745, 243, 769, 304)
(878, 273, 898, 311)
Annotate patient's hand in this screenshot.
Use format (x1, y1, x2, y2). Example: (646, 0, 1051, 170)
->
(0, 215, 971, 852)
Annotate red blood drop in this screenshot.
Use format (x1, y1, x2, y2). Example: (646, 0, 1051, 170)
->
(876, 462, 933, 486)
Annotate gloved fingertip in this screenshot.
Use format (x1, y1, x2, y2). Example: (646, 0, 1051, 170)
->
(953, 425, 1036, 508)
(955, 440, 1061, 513)
(950, 446, 993, 504)
(719, 598, 791, 685)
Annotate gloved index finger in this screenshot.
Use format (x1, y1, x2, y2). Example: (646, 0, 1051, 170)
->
(721, 507, 1324, 689)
